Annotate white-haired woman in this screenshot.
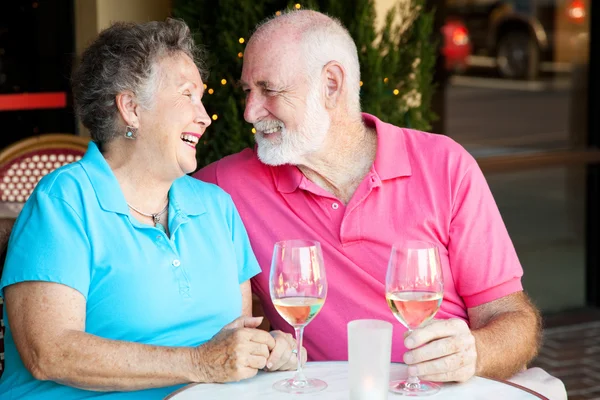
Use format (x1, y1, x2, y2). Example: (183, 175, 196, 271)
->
(0, 19, 302, 399)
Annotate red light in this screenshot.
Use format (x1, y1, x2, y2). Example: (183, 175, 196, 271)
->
(0, 92, 67, 111)
(452, 26, 469, 46)
(567, 0, 586, 23)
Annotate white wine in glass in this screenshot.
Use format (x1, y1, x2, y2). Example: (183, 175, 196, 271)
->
(386, 291, 443, 330)
(272, 297, 325, 326)
(269, 240, 328, 394)
(385, 241, 444, 396)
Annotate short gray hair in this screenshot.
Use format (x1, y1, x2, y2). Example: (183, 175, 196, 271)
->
(71, 18, 206, 147)
(252, 11, 361, 114)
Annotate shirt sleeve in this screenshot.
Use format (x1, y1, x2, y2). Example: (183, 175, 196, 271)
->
(448, 157, 523, 308)
(0, 190, 91, 299)
(193, 161, 219, 185)
(225, 195, 261, 284)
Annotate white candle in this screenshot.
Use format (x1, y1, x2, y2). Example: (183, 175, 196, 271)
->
(351, 376, 387, 399)
(348, 320, 393, 400)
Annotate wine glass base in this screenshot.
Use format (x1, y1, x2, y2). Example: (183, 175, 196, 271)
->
(272, 378, 328, 394)
(389, 379, 440, 396)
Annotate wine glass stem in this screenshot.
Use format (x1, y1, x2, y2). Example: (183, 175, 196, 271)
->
(293, 326, 307, 384)
(405, 328, 421, 390)
(405, 375, 421, 390)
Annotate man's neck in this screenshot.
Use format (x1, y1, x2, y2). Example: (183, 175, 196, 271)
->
(297, 120, 377, 204)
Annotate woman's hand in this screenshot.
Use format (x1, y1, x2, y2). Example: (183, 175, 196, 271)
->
(193, 316, 276, 382)
(264, 330, 307, 372)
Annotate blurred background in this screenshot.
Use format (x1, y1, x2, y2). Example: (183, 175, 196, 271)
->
(0, 0, 598, 396)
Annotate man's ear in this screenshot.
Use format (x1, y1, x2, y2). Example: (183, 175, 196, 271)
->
(322, 61, 345, 109)
(115, 91, 141, 128)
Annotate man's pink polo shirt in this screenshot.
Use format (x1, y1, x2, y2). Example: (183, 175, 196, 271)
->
(194, 113, 523, 362)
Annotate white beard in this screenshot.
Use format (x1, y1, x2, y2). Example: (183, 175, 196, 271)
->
(254, 83, 331, 166)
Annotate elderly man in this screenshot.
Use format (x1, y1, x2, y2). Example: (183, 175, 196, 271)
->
(195, 10, 546, 386)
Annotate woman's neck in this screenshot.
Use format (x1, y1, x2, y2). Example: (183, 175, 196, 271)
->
(103, 142, 171, 213)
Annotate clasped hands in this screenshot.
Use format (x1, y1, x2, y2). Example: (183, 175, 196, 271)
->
(197, 316, 477, 383)
(402, 318, 478, 382)
(195, 316, 307, 383)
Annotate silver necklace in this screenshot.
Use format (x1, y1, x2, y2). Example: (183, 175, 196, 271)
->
(127, 201, 168, 225)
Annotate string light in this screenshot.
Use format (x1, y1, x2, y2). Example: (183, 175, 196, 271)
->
(295, 3, 301, 9)
(275, 11, 282, 16)
(359, 81, 363, 87)
(239, 37, 245, 44)
(208, 88, 214, 94)
(252, 128, 257, 134)
(393, 89, 400, 95)
(212, 114, 218, 121)
(203, 84, 207, 89)
(221, 79, 227, 85)
(238, 52, 243, 58)
(383, 77, 389, 83)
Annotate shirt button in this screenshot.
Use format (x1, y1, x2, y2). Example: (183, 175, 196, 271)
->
(172, 259, 181, 267)
(332, 203, 339, 210)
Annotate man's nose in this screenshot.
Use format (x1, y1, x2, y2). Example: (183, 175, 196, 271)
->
(244, 92, 268, 123)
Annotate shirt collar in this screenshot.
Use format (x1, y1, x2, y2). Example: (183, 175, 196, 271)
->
(363, 113, 412, 180)
(274, 113, 412, 193)
(275, 164, 304, 194)
(79, 142, 129, 215)
(169, 176, 207, 217)
(80, 141, 205, 217)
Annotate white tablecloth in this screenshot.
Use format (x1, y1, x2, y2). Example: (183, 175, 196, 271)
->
(165, 361, 549, 399)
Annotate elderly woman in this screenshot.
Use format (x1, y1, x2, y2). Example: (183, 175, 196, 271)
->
(0, 19, 301, 399)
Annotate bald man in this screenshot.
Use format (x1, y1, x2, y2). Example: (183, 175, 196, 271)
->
(195, 10, 549, 389)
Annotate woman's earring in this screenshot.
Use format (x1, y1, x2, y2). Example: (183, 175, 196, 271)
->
(125, 126, 138, 139)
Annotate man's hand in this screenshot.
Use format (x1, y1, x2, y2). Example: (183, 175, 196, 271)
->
(403, 319, 477, 383)
(264, 330, 307, 372)
(193, 316, 276, 383)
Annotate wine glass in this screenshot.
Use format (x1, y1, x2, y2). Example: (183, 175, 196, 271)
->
(385, 241, 444, 396)
(269, 239, 328, 394)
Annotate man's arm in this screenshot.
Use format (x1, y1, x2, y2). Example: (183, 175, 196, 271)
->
(403, 291, 541, 382)
(402, 147, 542, 382)
(469, 291, 541, 378)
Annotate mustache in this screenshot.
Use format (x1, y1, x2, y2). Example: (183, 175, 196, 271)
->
(254, 119, 284, 132)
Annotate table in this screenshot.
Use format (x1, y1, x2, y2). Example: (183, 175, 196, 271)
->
(164, 361, 547, 399)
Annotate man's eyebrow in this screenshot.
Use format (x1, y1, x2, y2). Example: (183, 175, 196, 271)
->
(237, 80, 273, 89)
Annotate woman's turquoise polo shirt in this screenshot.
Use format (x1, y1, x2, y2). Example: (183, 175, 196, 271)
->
(0, 142, 261, 399)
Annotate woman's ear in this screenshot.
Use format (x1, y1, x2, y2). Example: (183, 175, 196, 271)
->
(322, 61, 345, 109)
(115, 91, 140, 128)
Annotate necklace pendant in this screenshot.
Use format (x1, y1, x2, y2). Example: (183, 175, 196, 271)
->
(152, 214, 161, 224)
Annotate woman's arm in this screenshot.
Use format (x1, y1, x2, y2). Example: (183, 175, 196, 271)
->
(6, 281, 275, 391)
(241, 280, 253, 317)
